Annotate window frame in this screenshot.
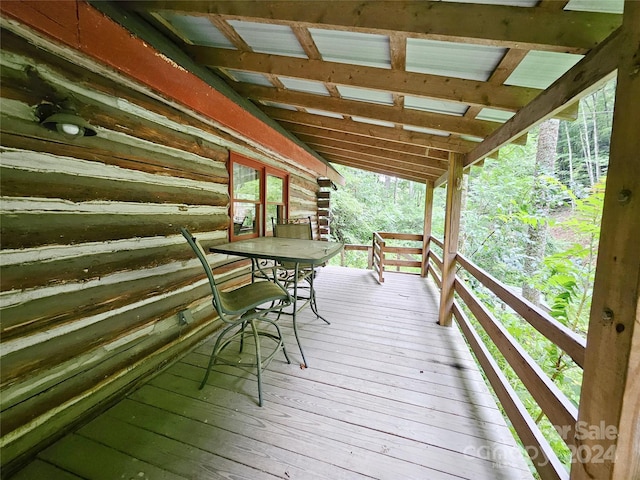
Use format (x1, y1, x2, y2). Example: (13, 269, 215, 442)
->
(229, 153, 289, 241)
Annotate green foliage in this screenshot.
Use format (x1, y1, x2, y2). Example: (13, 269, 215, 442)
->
(460, 142, 537, 285)
(329, 166, 432, 245)
(542, 180, 604, 335)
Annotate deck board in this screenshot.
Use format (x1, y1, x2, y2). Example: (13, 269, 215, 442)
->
(16, 266, 533, 479)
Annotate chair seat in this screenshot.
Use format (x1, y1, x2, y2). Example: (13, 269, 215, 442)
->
(277, 262, 313, 282)
(220, 281, 289, 315)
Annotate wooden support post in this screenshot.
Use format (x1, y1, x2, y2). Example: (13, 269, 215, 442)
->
(571, 3, 640, 479)
(421, 180, 434, 277)
(438, 153, 464, 327)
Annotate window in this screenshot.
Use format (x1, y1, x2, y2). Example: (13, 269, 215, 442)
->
(230, 153, 288, 240)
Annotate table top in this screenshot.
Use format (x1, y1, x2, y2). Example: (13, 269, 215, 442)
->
(210, 237, 343, 265)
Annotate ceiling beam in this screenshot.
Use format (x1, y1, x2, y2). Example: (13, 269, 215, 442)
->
(305, 141, 448, 174)
(312, 145, 446, 176)
(467, 26, 622, 166)
(265, 108, 482, 152)
(239, 84, 500, 138)
(188, 46, 541, 112)
(320, 151, 439, 182)
(298, 135, 449, 169)
(127, 1, 621, 53)
(329, 157, 430, 183)
(288, 124, 450, 158)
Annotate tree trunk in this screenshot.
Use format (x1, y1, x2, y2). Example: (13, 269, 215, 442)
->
(458, 173, 469, 254)
(590, 96, 600, 182)
(393, 177, 398, 203)
(563, 122, 575, 208)
(522, 119, 560, 305)
(580, 108, 595, 187)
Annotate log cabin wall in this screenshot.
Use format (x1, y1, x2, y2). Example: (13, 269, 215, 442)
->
(0, 26, 322, 470)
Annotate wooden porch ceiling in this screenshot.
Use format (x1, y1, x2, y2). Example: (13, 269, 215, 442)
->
(122, 0, 622, 183)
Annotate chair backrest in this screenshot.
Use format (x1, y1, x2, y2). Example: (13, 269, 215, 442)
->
(273, 217, 313, 240)
(181, 227, 225, 315)
(233, 216, 246, 235)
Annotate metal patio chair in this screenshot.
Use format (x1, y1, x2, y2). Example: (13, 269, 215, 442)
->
(181, 227, 292, 406)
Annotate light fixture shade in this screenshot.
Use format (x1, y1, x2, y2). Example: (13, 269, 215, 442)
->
(41, 112, 97, 138)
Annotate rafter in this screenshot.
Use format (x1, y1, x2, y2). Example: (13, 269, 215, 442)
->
(188, 46, 540, 112)
(328, 157, 430, 183)
(319, 150, 440, 181)
(264, 108, 482, 152)
(304, 139, 448, 173)
(296, 134, 447, 165)
(207, 16, 251, 50)
(389, 34, 407, 71)
(311, 144, 446, 174)
(239, 84, 500, 138)
(127, 1, 621, 53)
(291, 25, 322, 60)
(288, 124, 450, 159)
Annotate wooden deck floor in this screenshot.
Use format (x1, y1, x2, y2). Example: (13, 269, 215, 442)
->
(13, 266, 533, 480)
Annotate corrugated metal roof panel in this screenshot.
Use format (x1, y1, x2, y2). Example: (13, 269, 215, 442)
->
(565, 0, 623, 13)
(223, 69, 273, 86)
(260, 101, 298, 111)
(460, 135, 483, 142)
(159, 13, 236, 48)
(405, 96, 468, 116)
(309, 29, 391, 68)
(442, 0, 537, 6)
(227, 20, 307, 58)
(279, 77, 330, 95)
(406, 38, 506, 81)
(505, 50, 583, 89)
(305, 108, 344, 119)
(352, 116, 396, 128)
(476, 108, 515, 123)
(403, 125, 450, 137)
(336, 86, 394, 105)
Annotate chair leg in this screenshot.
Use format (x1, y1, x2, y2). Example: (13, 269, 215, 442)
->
(199, 323, 236, 390)
(239, 320, 248, 353)
(250, 320, 264, 407)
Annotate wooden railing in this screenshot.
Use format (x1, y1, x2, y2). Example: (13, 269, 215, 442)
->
(426, 236, 443, 287)
(339, 243, 373, 269)
(426, 237, 586, 480)
(372, 232, 424, 283)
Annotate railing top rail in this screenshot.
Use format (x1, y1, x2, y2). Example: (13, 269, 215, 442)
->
(430, 236, 444, 249)
(344, 244, 370, 251)
(376, 232, 423, 241)
(456, 252, 586, 368)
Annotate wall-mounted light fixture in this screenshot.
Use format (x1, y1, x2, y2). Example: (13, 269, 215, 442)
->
(36, 101, 97, 139)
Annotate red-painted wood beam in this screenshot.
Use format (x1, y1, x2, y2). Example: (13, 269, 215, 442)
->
(0, 0, 344, 185)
